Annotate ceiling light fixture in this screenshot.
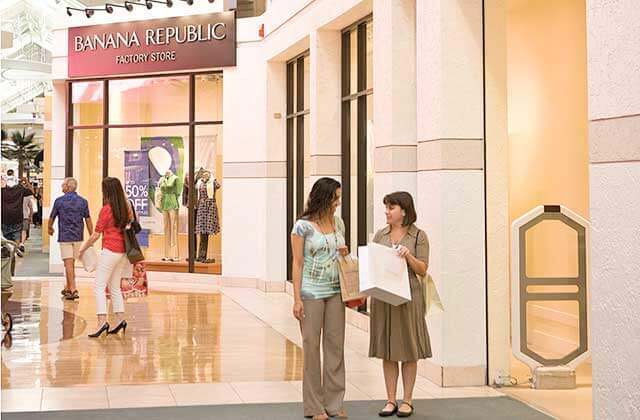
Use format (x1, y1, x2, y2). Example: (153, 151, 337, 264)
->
(105, 3, 128, 13)
(179, 0, 194, 5)
(85, 8, 95, 17)
(147, 0, 173, 7)
(125, 1, 153, 10)
(66, 7, 83, 16)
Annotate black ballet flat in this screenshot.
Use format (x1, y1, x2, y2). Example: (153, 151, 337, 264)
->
(108, 320, 127, 335)
(88, 323, 109, 338)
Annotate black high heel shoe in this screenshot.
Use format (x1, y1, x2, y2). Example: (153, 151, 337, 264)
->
(108, 320, 127, 335)
(88, 323, 109, 338)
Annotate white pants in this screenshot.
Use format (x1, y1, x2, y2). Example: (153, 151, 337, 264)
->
(95, 249, 127, 315)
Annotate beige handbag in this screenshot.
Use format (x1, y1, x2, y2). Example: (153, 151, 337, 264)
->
(418, 272, 443, 315)
(414, 230, 443, 315)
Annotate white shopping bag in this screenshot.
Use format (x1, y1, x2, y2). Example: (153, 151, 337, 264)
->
(358, 242, 411, 306)
(81, 246, 98, 273)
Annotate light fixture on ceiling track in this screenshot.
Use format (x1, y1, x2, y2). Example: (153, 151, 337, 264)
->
(179, 0, 194, 5)
(148, 0, 174, 7)
(105, 3, 129, 13)
(124, 1, 153, 10)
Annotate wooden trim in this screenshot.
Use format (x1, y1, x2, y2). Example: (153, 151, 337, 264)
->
(341, 89, 373, 102)
(68, 121, 223, 130)
(285, 61, 294, 282)
(67, 70, 223, 83)
(65, 81, 73, 177)
(357, 22, 367, 247)
(295, 56, 305, 218)
(341, 30, 351, 247)
(188, 74, 196, 273)
(102, 80, 109, 179)
(341, 14, 373, 34)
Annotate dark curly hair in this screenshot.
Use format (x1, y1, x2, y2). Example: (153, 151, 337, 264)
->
(299, 177, 341, 222)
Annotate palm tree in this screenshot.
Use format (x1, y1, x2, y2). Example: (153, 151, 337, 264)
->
(1, 129, 42, 179)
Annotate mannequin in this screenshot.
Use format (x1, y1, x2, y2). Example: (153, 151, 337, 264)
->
(158, 170, 179, 262)
(195, 170, 220, 263)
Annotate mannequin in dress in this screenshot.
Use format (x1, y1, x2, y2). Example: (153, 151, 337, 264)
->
(195, 170, 221, 263)
(158, 169, 179, 261)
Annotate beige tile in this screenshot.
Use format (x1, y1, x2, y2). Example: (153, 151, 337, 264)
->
(230, 381, 302, 403)
(42, 386, 108, 411)
(1, 388, 42, 412)
(170, 383, 242, 406)
(107, 384, 176, 408)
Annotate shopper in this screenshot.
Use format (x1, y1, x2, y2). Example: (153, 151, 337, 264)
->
(32, 182, 43, 226)
(1, 170, 33, 254)
(78, 177, 132, 338)
(21, 179, 34, 248)
(291, 177, 349, 420)
(48, 178, 93, 300)
(369, 192, 431, 418)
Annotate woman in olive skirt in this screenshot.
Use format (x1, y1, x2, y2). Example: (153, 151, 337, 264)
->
(369, 191, 431, 418)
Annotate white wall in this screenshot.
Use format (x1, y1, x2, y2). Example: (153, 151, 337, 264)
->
(587, 1, 640, 418)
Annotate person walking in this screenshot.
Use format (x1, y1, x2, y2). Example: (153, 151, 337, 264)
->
(78, 177, 132, 338)
(1, 170, 33, 254)
(291, 177, 349, 420)
(21, 178, 34, 248)
(48, 178, 93, 300)
(369, 192, 431, 418)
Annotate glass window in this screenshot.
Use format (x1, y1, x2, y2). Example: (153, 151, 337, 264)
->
(195, 74, 223, 122)
(72, 129, 103, 223)
(303, 55, 310, 111)
(193, 125, 223, 265)
(109, 126, 189, 263)
(350, 30, 358, 95)
(109, 76, 189, 125)
(71, 81, 103, 126)
(366, 21, 373, 91)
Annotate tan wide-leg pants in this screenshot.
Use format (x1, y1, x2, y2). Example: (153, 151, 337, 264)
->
(301, 294, 346, 417)
(162, 209, 179, 259)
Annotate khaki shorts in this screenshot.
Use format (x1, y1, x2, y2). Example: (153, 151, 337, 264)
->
(60, 242, 82, 260)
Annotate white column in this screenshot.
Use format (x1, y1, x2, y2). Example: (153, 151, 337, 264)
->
(587, 1, 640, 418)
(373, 0, 417, 230)
(309, 29, 342, 185)
(48, 80, 67, 273)
(416, 0, 486, 386)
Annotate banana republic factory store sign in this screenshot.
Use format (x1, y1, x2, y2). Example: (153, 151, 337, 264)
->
(68, 11, 236, 78)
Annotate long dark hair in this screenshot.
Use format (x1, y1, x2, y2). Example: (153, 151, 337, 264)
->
(299, 177, 341, 222)
(102, 177, 129, 229)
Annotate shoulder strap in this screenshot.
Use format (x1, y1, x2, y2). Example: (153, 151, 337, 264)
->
(129, 199, 138, 222)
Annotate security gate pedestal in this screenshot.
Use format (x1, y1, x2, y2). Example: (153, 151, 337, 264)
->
(511, 205, 590, 390)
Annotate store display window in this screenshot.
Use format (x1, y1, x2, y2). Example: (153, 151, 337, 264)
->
(66, 73, 223, 273)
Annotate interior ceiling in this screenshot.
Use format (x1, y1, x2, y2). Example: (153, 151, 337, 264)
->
(77, 0, 108, 6)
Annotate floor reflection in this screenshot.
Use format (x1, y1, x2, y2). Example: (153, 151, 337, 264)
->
(1, 281, 303, 389)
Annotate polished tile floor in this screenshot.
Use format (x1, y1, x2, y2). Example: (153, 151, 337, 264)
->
(2, 278, 505, 414)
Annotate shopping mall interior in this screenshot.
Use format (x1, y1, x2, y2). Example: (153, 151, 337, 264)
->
(1, 0, 638, 419)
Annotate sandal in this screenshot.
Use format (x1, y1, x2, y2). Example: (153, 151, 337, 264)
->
(396, 401, 414, 418)
(328, 409, 348, 418)
(311, 414, 329, 420)
(378, 401, 397, 417)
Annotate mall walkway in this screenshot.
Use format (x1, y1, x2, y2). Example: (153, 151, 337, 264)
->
(13, 227, 59, 278)
(1, 276, 550, 419)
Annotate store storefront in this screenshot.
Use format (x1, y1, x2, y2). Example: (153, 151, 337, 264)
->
(59, 11, 234, 273)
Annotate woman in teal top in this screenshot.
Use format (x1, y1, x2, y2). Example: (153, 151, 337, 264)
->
(291, 177, 348, 420)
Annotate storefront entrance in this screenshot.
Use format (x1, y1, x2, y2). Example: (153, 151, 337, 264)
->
(66, 72, 224, 274)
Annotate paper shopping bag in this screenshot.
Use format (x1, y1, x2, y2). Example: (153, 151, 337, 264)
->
(81, 246, 98, 273)
(358, 243, 411, 306)
(338, 254, 367, 302)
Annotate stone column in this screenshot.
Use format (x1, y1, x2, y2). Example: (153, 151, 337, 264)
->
(309, 30, 342, 185)
(587, 1, 640, 417)
(416, 0, 486, 386)
(373, 0, 417, 230)
(48, 80, 68, 273)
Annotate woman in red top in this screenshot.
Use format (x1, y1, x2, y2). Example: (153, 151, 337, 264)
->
(79, 177, 132, 337)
